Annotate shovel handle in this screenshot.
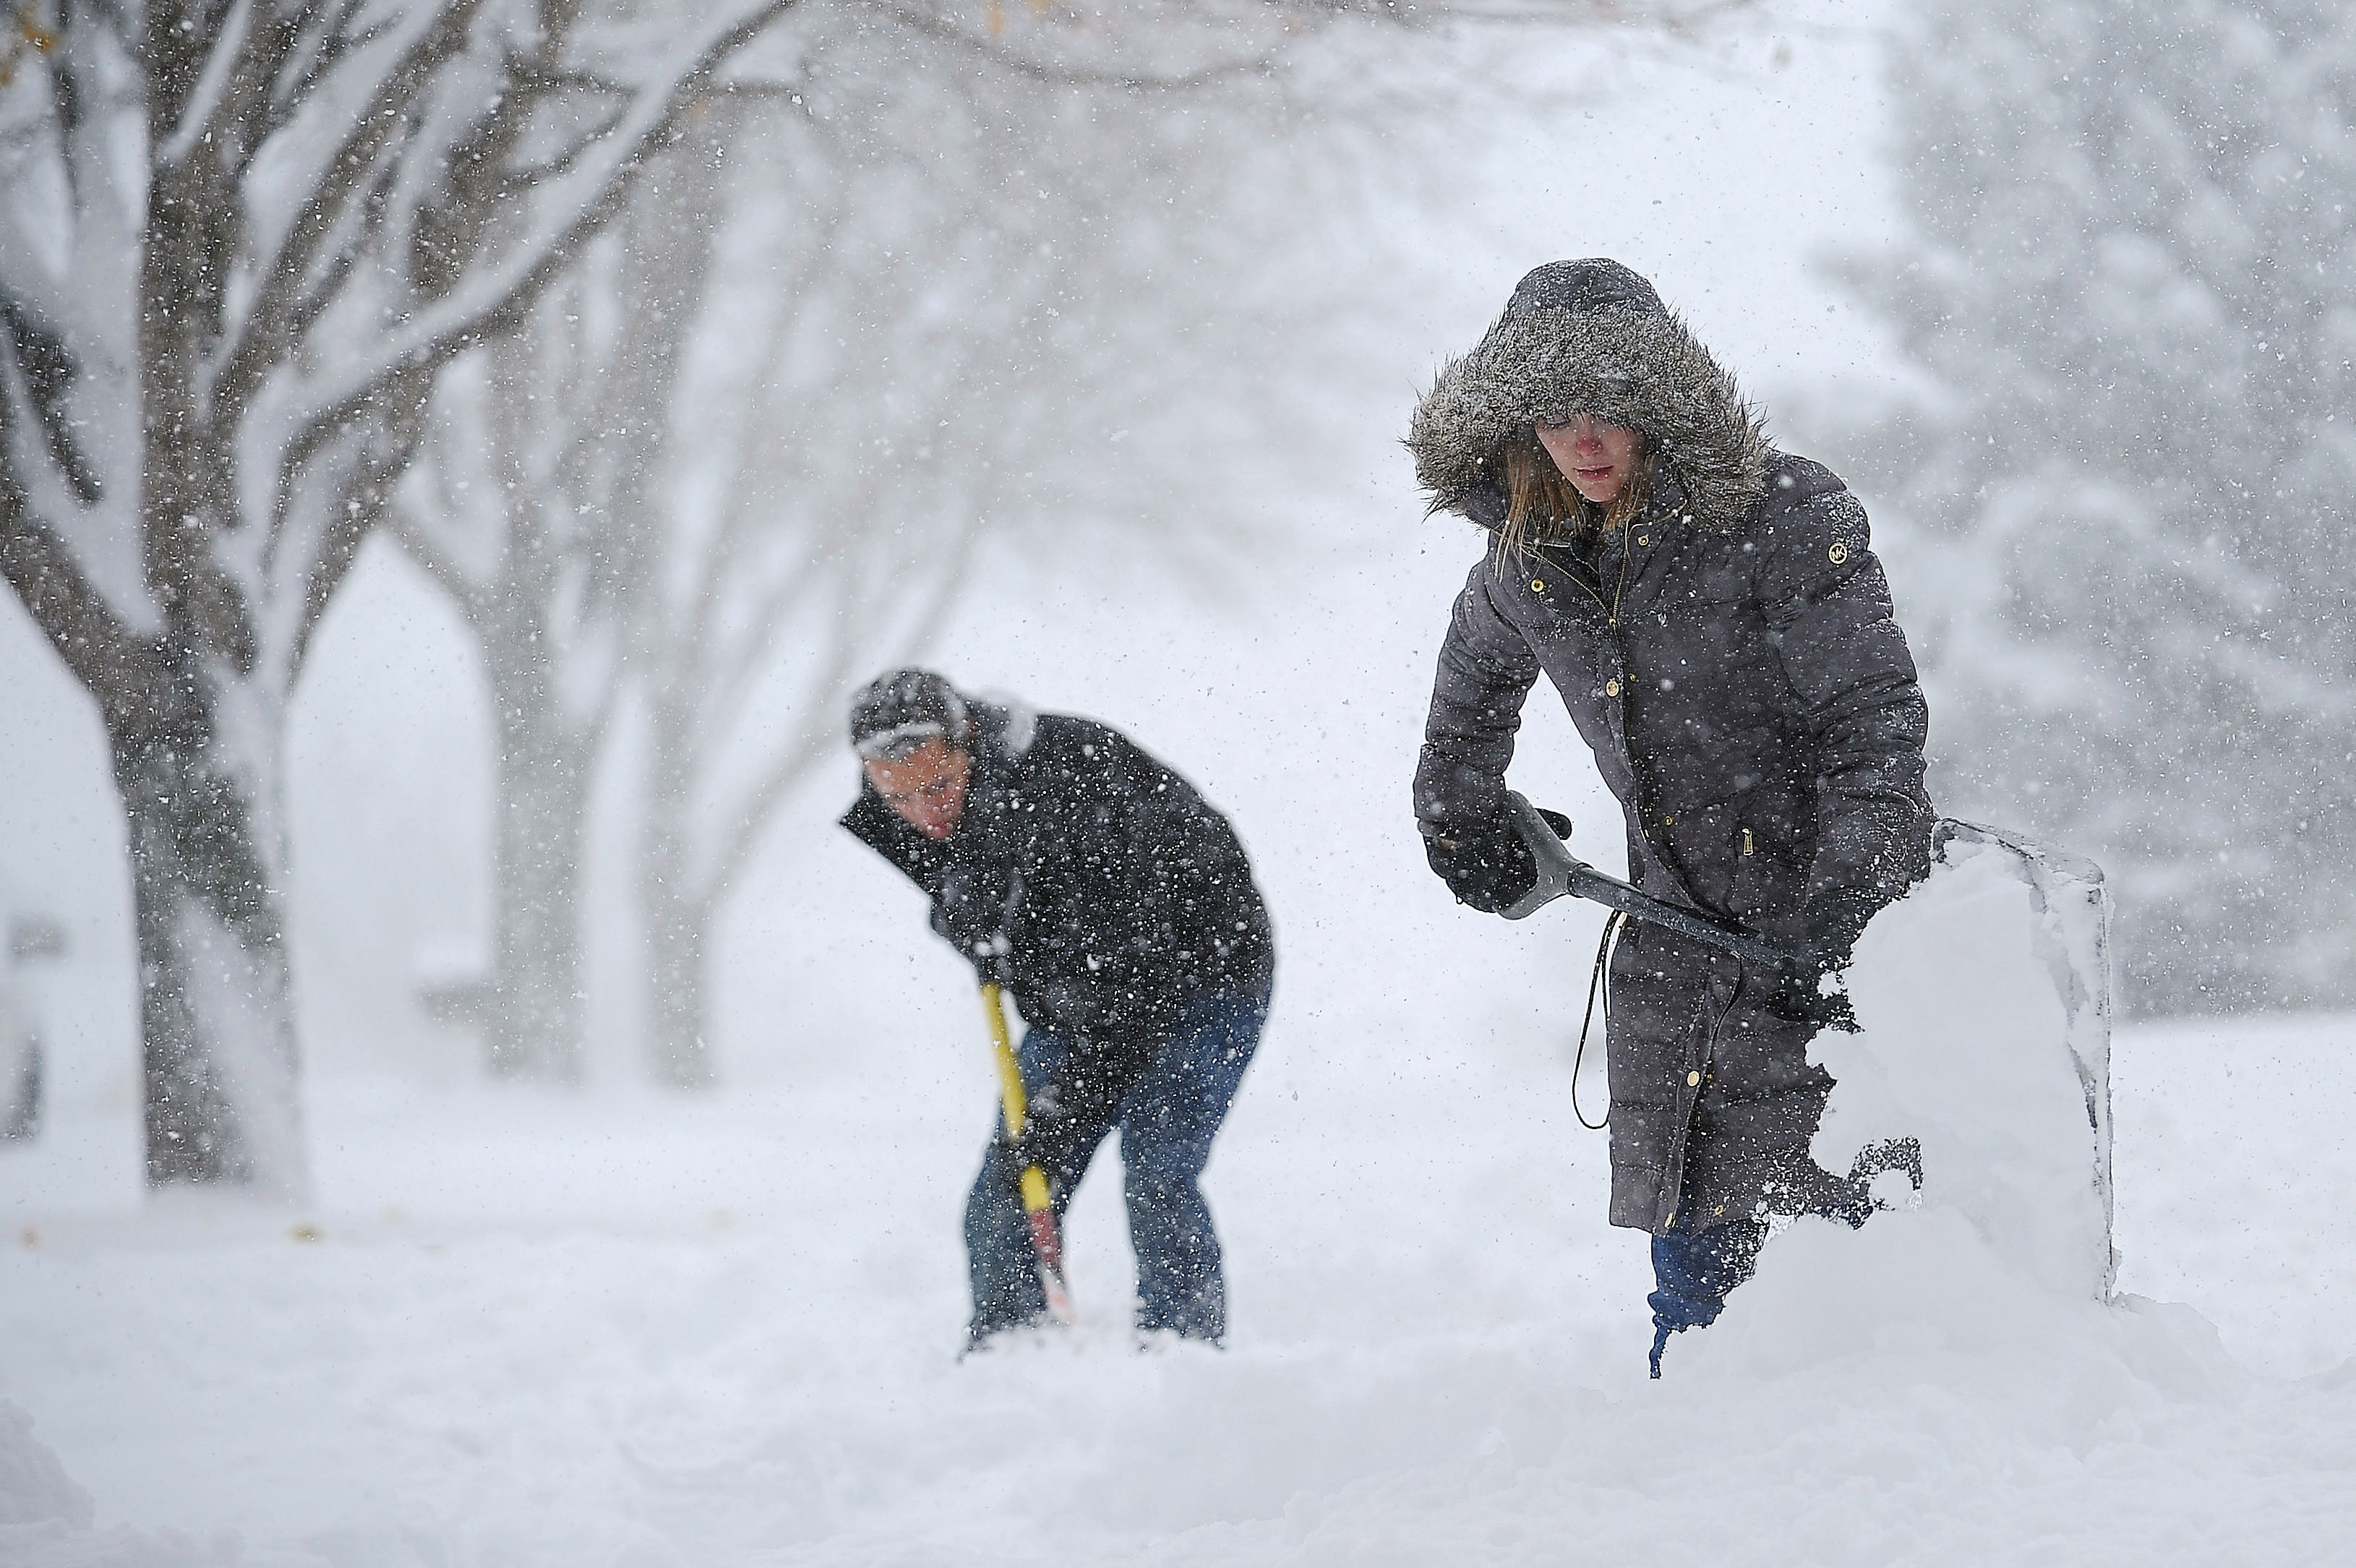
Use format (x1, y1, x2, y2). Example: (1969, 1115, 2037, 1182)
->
(980, 983, 1054, 1212)
(981, 982, 1075, 1323)
(1499, 791, 1812, 973)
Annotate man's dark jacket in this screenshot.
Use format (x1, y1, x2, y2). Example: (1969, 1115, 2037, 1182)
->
(1406, 260, 1935, 1234)
(843, 703, 1272, 1163)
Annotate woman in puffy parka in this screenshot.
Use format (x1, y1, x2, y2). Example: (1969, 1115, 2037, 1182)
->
(1406, 259, 1935, 1375)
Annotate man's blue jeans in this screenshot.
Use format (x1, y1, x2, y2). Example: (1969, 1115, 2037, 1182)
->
(964, 985, 1266, 1346)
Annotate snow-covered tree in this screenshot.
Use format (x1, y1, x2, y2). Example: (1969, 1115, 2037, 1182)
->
(0, 0, 784, 1189)
(1836, 0, 2356, 1014)
(624, 7, 1310, 1087)
(390, 89, 734, 1084)
(399, 0, 1740, 1086)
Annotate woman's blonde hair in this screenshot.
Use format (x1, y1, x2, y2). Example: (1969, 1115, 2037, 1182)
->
(1492, 425, 1650, 560)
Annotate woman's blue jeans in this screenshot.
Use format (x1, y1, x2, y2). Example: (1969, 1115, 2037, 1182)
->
(964, 985, 1265, 1347)
(1647, 1210, 1769, 1376)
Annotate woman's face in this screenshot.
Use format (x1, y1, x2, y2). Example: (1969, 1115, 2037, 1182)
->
(1536, 414, 1641, 505)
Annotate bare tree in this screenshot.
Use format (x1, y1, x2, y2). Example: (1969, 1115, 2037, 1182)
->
(387, 301, 633, 1083)
(387, 0, 1760, 1087)
(0, 0, 787, 1190)
(390, 88, 738, 1084)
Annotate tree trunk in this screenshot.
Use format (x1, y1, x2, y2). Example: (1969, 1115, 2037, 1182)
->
(121, 77, 303, 1190)
(484, 644, 594, 1081)
(109, 656, 304, 1192)
(640, 679, 711, 1087)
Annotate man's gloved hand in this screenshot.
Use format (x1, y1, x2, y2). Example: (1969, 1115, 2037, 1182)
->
(1420, 812, 1543, 914)
(998, 1084, 1073, 1188)
(933, 858, 1013, 982)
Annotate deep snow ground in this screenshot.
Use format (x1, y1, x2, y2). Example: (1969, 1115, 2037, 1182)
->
(11, 4, 2353, 1561)
(7, 1011, 2356, 1566)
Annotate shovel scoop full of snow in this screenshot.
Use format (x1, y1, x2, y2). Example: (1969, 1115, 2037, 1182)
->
(1497, 792, 2115, 1300)
(1816, 821, 2115, 1300)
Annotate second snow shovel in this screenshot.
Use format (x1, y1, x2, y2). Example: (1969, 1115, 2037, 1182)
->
(1494, 789, 1812, 974)
(980, 981, 1076, 1325)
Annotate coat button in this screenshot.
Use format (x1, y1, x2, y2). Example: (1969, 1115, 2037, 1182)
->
(1686, 1070, 1701, 1087)
(1828, 541, 1850, 564)
(1531, 578, 1546, 593)
(1604, 678, 1622, 697)
(1635, 534, 1649, 547)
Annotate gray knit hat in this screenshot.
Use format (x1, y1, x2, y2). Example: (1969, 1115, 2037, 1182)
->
(848, 668, 972, 761)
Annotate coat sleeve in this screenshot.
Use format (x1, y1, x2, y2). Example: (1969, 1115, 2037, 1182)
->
(1755, 479, 1934, 917)
(840, 787, 953, 897)
(1414, 560, 1544, 833)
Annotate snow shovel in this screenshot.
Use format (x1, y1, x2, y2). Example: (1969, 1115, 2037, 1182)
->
(980, 981, 1076, 1325)
(1495, 790, 1812, 974)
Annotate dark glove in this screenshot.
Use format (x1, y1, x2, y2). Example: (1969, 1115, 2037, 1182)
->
(1797, 886, 1879, 974)
(932, 858, 1013, 981)
(1760, 888, 1880, 1031)
(998, 1081, 1074, 1186)
(1420, 813, 1545, 914)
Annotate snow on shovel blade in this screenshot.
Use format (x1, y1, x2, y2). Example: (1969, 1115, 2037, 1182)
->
(1815, 820, 2116, 1299)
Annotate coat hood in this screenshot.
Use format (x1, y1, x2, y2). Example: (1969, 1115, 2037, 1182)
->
(1406, 259, 1770, 534)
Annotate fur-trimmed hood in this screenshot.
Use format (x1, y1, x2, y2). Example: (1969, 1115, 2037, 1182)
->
(1406, 259, 1770, 534)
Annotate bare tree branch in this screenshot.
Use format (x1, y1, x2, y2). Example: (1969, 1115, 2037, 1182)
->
(157, 0, 262, 167)
(0, 434, 147, 716)
(257, 0, 383, 162)
(269, 0, 797, 518)
(0, 289, 100, 504)
(207, 0, 481, 431)
(849, 0, 1278, 90)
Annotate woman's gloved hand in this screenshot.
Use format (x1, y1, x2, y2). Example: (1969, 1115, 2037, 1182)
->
(1797, 886, 1880, 974)
(1420, 814, 1540, 914)
(1762, 888, 1880, 1031)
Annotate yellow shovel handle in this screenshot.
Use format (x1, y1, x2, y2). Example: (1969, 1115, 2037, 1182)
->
(980, 982, 1053, 1214)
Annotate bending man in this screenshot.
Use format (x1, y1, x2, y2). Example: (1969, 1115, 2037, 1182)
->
(841, 670, 1275, 1349)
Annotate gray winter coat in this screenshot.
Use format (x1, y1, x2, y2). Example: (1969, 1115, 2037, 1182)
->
(1408, 260, 1934, 1233)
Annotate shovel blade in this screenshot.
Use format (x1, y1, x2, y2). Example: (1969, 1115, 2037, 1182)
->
(1027, 1208, 1076, 1324)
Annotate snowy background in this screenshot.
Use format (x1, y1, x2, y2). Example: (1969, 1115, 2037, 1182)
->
(9, 0, 2356, 1561)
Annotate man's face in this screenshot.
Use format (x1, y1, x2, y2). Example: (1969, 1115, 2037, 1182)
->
(865, 737, 971, 839)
